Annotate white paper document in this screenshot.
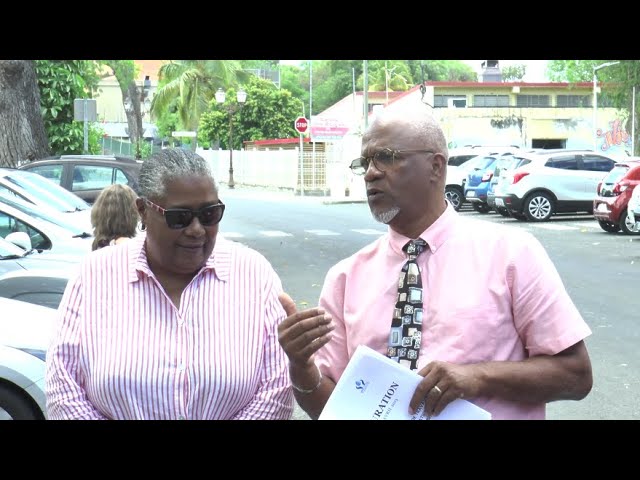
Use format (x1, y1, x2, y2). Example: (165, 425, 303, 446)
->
(319, 345, 491, 420)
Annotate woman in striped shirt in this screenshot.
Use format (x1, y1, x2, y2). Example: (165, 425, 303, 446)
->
(45, 148, 294, 420)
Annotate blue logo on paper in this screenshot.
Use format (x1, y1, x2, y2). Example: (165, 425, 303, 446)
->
(355, 379, 369, 393)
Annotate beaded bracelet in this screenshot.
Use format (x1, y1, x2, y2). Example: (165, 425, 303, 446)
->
(291, 366, 323, 394)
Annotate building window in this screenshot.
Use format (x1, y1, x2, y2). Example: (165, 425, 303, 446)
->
(516, 95, 550, 107)
(473, 95, 510, 107)
(556, 95, 591, 107)
(434, 95, 466, 108)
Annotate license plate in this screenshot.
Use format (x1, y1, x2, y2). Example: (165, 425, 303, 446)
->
(495, 198, 504, 207)
(466, 190, 475, 197)
(596, 203, 609, 213)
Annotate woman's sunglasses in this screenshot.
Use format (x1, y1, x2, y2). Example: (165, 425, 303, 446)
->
(144, 198, 225, 229)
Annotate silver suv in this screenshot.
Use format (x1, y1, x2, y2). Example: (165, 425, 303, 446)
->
(492, 149, 617, 221)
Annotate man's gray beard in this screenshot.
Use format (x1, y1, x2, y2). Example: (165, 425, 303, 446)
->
(372, 206, 400, 224)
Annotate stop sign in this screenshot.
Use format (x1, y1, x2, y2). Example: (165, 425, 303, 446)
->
(294, 116, 309, 134)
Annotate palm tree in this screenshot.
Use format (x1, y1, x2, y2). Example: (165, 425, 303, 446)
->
(151, 60, 251, 138)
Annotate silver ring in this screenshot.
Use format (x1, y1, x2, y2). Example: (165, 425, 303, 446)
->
(433, 385, 442, 395)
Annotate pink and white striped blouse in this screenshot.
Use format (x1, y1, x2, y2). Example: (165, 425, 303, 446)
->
(45, 234, 294, 420)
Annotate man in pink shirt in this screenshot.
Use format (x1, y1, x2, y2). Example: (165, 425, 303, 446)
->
(278, 105, 593, 420)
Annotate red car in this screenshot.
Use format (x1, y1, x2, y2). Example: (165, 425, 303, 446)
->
(593, 159, 640, 234)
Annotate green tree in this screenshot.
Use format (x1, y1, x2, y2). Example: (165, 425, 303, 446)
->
(367, 60, 412, 91)
(100, 60, 149, 158)
(0, 60, 49, 167)
(502, 64, 527, 81)
(548, 60, 640, 153)
(151, 60, 251, 139)
(35, 60, 103, 156)
(198, 75, 303, 148)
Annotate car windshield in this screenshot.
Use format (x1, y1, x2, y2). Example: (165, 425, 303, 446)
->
(0, 194, 89, 236)
(601, 165, 630, 185)
(3, 170, 90, 212)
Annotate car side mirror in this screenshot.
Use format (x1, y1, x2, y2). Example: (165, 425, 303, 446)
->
(5, 231, 32, 251)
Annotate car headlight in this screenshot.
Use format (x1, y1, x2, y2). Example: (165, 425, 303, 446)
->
(17, 348, 46, 362)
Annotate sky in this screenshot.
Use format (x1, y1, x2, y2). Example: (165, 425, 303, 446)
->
(280, 60, 550, 82)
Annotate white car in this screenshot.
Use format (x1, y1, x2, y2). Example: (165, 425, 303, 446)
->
(0, 297, 57, 420)
(493, 149, 617, 221)
(0, 197, 93, 255)
(0, 168, 91, 231)
(628, 181, 640, 230)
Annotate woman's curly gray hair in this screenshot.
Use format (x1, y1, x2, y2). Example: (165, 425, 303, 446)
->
(137, 148, 217, 201)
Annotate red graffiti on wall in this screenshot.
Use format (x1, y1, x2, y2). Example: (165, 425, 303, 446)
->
(596, 118, 630, 151)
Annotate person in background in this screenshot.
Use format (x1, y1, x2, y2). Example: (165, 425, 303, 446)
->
(277, 105, 593, 420)
(47, 148, 294, 420)
(90, 183, 139, 251)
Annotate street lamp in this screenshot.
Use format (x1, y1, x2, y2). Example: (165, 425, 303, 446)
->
(593, 61, 620, 151)
(215, 87, 247, 189)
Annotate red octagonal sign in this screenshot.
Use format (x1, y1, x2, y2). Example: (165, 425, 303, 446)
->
(294, 116, 309, 134)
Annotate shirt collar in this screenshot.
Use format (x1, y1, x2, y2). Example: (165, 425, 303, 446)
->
(388, 202, 458, 256)
(128, 233, 232, 283)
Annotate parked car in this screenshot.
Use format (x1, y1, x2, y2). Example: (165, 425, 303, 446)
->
(463, 155, 502, 213)
(0, 199, 93, 255)
(492, 149, 617, 221)
(592, 159, 640, 234)
(0, 167, 91, 226)
(626, 179, 640, 230)
(19, 155, 142, 204)
(445, 146, 522, 211)
(0, 235, 77, 308)
(0, 297, 56, 420)
(487, 154, 534, 216)
(0, 268, 72, 309)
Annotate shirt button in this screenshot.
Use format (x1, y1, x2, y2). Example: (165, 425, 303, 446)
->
(178, 415, 186, 420)
(178, 363, 186, 371)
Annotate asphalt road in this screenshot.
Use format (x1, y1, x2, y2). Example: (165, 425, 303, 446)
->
(219, 187, 640, 420)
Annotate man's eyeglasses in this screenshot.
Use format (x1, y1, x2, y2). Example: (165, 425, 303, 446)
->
(349, 149, 436, 175)
(144, 198, 225, 229)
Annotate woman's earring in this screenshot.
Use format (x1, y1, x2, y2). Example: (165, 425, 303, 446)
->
(140, 222, 146, 231)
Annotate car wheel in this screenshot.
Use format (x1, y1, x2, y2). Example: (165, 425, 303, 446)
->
(0, 383, 44, 420)
(619, 209, 640, 235)
(598, 220, 621, 233)
(524, 192, 553, 221)
(445, 186, 464, 211)
(496, 207, 511, 217)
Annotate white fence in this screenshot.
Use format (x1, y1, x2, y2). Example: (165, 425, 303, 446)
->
(200, 147, 299, 191)
(196, 134, 365, 199)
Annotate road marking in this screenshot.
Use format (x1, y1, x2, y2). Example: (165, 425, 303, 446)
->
(352, 229, 386, 235)
(305, 229, 340, 236)
(528, 224, 577, 231)
(260, 230, 293, 237)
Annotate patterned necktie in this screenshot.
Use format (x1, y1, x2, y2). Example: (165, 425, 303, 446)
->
(387, 238, 427, 371)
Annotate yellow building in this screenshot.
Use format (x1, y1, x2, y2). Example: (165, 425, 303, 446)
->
(379, 79, 630, 157)
(94, 60, 165, 137)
